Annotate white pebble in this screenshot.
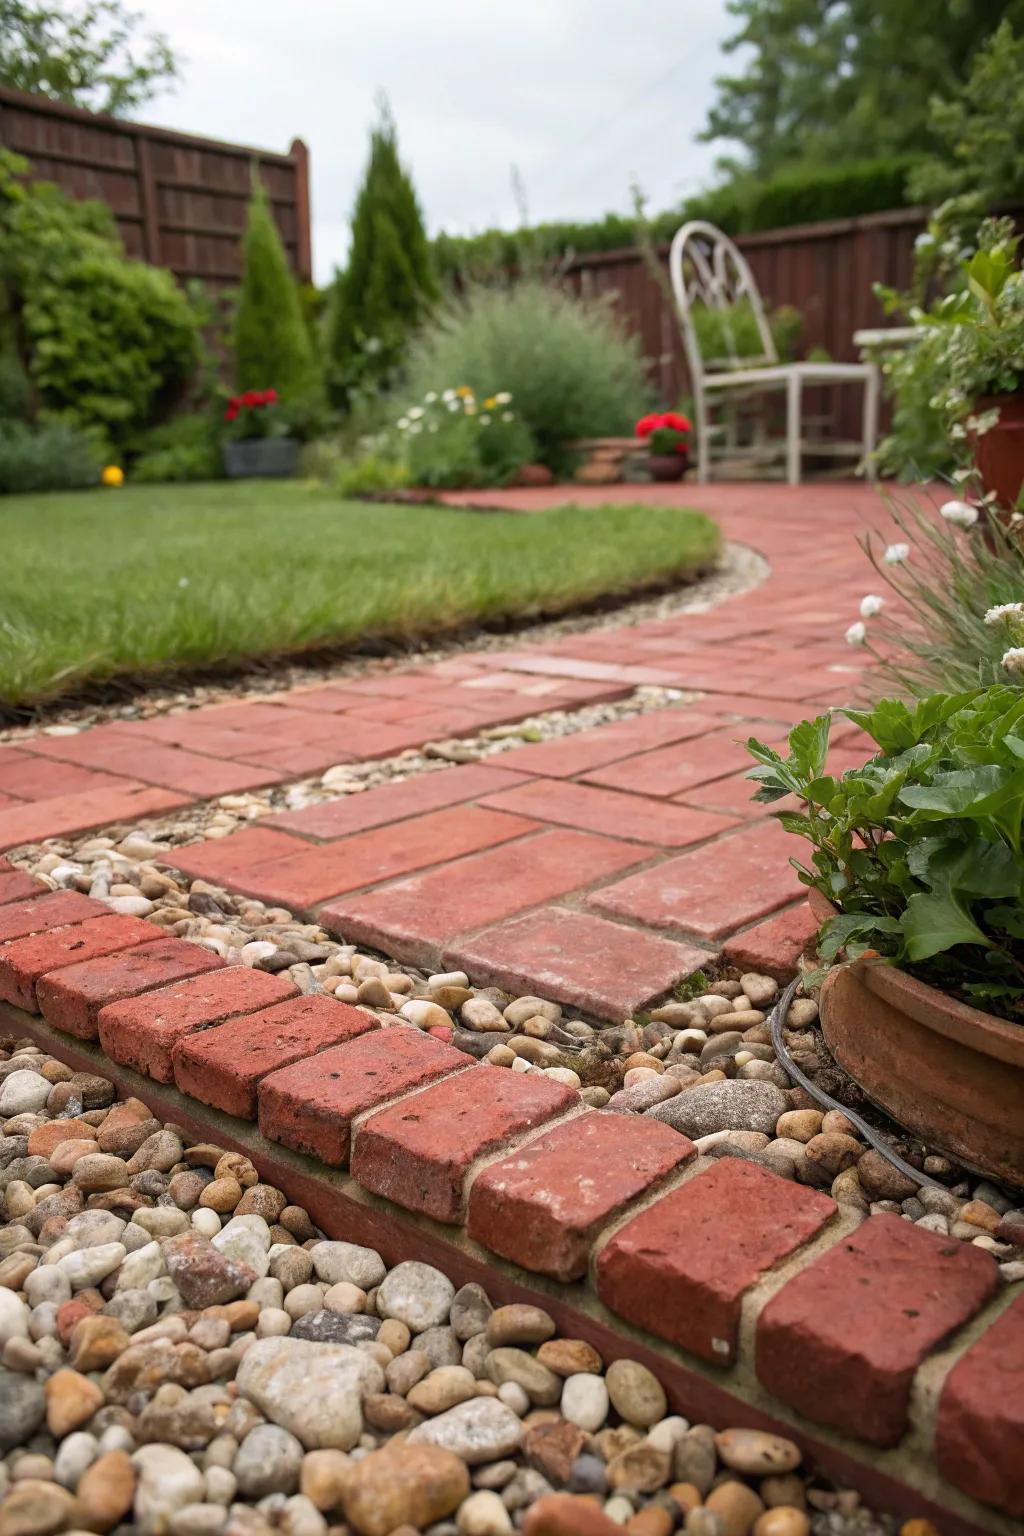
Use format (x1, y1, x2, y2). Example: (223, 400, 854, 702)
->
(191, 1209, 222, 1239)
(497, 1381, 530, 1416)
(457, 1489, 513, 1534)
(561, 1372, 609, 1432)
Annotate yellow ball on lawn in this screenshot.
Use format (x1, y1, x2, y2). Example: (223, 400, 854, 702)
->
(101, 465, 124, 487)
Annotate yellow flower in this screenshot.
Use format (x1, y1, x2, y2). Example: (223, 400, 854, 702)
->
(456, 385, 473, 398)
(484, 396, 498, 410)
(101, 465, 124, 488)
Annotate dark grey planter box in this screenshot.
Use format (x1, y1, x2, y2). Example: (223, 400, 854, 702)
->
(222, 438, 299, 479)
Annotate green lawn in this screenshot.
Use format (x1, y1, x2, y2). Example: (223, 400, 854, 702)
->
(0, 481, 720, 708)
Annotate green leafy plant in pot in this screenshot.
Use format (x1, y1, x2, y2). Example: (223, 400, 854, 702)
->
(635, 411, 691, 482)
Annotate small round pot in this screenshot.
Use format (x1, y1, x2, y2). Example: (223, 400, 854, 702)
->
(971, 393, 1024, 512)
(647, 453, 687, 483)
(809, 888, 1024, 1186)
(222, 438, 299, 479)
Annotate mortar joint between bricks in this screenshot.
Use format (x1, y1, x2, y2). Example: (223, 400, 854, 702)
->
(455, 1097, 591, 1213)
(586, 1148, 715, 1279)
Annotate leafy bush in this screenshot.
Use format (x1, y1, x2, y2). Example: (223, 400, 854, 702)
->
(130, 412, 221, 484)
(332, 446, 411, 498)
(690, 299, 803, 366)
(747, 687, 1024, 1019)
(0, 348, 29, 420)
(0, 419, 103, 494)
(394, 388, 534, 489)
(0, 151, 199, 448)
(402, 281, 650, 471)
(234, 182, 325, 439)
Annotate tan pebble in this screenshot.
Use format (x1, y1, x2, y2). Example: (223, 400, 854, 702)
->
(719, 1010, 764, 1030)
(596, 1425, 643, 1462)
(626, 1507, 674, 1535)
(324, 1282, 366, 1314)
(820, 1110, 857, 1137)
(623, 1052, 664, 1074)
(199, 1176, 243, 1212)
(0, 1481, 77, 1536)
(537, 1338, 603, 1376)
(605, 1359, 667, 1428)
(45, 1368, 104, 1436)
(715, 1429, 801, 1477)
(214, 1152, 258, 1188)
(486, 1304, 556, 1347)
(753, 1511, 810, 1536)
(235, 1183, 287, 1221)
(606, 1442, 671, 1493)
(76, 1449, 135, 1531)
(485, 1045, 516, 1067)
(705, 1480, 765, 1536)
(407, 1365, 478, 1415)
(775, 1110, 822, 1143)
(70, 1152, 129, 1191)
(377, 1319, 411, 1356)
(803, 1133, 862, 1176)
(668, 1483, 704, 1514)
(685, 1511, 724, 1536)
(300, 1448, 352, 1511)
(959, 1200, 1001, 1233)
(362, 1392, 422, 1433)
(760, 1476, 806, 1511)
(521, 1016, 553, 1039)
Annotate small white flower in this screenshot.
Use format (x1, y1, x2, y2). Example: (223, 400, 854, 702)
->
(407, 406, 424, 421)
(501, 411, 515, 422)
(442, 388, 456, 403)
(427, 423, 439, 433)
(845, 621, 867, 647)
(495, 391, 512, 405)
(985, 603, 1024, 626)
(408, 422, 422, 435)
(939, 499, 979, 528)
(480, 413, 491, 424)
(424, 391, 437, 404)
(397, 417, 410, 431)
(1002, 648, 1024, 676)
(447, 400, 460, 412)
(178, 577, 190, 589)
(464, 403, 477, 416)
(883, 543, 910, 565)
(859, 594, 884, 619)
(914, 232, 936, 251)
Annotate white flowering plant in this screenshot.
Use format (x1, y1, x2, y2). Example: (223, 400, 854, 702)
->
(394, 387, 534, 488)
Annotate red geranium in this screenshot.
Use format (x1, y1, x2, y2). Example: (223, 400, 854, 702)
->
(635, 410, 691, 438)
(223, 388, 283, 438)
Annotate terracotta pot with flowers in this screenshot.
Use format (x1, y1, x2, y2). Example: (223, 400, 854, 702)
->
(222, 389, 298, 479)
(635, 411, 691, 481)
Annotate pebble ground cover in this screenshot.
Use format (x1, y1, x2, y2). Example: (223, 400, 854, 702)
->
(0, 486, 718, 709)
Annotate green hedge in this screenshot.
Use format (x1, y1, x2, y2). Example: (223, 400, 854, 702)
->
(432, 157, 920, 279)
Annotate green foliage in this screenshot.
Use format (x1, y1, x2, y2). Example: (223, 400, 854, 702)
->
(700, 0, 1021, 178)
(747, 686, 1024, 1017)
(330, 447, 410, 499)
(0, 0, 177, 114)
(326, 101, 438, 404)
(233, 182, 324, 440)
(0, 418, 102, 493)
(909, 22, 1024, 214)
(394, 388, 534, 489)
(690, 299, 803, 366)
(0, 347, 28, 419)
(130, 412, 221, 484)
(431, 158, 917, 281)
(402, 280, 650, 471)
(0, 150, 198, 447)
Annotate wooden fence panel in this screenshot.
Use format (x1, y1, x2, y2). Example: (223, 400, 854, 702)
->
(0, 85, 311, 288)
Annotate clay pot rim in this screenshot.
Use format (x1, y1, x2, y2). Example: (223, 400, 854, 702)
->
(808, 887, 1024, 1067)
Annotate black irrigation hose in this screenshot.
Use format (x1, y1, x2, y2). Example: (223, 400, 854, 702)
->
(768, 976, 948, 1193)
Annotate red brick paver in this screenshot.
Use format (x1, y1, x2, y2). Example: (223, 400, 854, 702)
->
(37, 938, 225, 1041)
(0, 891, 107, 944)
(756, 1213, 999, 1446)
(936, 1292, 1024, 1518)
(0, 914, 161, 1012)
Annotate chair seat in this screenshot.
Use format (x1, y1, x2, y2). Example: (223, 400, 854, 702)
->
(703, 361, 874, 389)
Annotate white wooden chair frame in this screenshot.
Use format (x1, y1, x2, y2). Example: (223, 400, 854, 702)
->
(668, 220, 880, 485)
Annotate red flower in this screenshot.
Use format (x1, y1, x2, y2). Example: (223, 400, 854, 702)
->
(263, 388, 279, 405)
(635, 413, 661, 438)
(241, 391, 261, 408)
(662, 412, 691, 434)
(224, 404, 238, 422)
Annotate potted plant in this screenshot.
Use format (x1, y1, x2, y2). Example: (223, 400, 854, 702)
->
(746, 686, 1024, 1186)
(222, 389, 299, 479)
(635, 411, 691, 482)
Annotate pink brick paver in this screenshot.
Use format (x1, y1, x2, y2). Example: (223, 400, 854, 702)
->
(936, 1292, 1024, 1518)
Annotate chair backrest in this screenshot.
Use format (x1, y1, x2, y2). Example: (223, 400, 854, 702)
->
(668, 220, 777, 386)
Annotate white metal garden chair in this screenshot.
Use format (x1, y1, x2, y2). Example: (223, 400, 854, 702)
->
(668, 220, 880, 485)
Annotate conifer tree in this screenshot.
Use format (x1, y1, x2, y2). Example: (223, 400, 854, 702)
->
(327, 98, 437, 403)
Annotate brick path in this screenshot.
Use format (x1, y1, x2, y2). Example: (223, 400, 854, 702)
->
(2, 482, 885, 1018)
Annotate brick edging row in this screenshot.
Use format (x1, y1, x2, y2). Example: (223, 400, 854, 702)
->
(0, 868, 1021, 1531)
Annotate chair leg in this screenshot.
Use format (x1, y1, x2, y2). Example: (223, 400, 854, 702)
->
(786, 374, 802, 486)
(862, 365, 881, 481)
(696, 390, 710, 484)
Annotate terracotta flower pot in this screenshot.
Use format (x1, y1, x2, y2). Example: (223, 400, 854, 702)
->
(808, 888, 1024, 1186)
(648, 453, 687, 482)
(971, 392, 1024, 512)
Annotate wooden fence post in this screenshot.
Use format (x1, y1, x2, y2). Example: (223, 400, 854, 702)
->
(290, 138, 313, 284)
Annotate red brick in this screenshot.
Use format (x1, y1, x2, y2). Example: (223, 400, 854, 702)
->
(477, 778, 738, 847)
(0, 755, 114, 802)
(322, 829, 650, 967)
(258, 1027, 470, 1165)
(756, 1213, 999, 1446)
(351, 1066, 576, 1223)
(466, 1111, 694, 1281)
(722, 902, 819, 980)
(596, 1159, 836, 1364)
(37, 938, 224, 1041)
(0, 890, 107, 944)
(583, 730, 776, 798)
(267, 763, 530, 840)
(24, 734, 278, 797)
(493, 709, 720, 779)
(0, 868, 45, 905)
(98, 966, 298, 1082)
(447, 907, 715, 1021)
(588, 821, 805, 940)
(0, 914, 162, 1011)
(172, 994, 379, 1117)
(936, 1293, 1024, 1518)
(235, 722, 422, 776)
(0, 784, 190, 851)
(170, 827, 307, 884)
(677, 771, 787, 820)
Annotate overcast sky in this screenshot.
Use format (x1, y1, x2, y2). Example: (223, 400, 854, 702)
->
(133, 1, 734, 284)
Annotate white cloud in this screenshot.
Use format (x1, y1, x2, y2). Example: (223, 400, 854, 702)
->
(133, 0, 732, 282)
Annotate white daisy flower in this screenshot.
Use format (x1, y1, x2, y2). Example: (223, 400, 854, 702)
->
(424, 392, 437, 403)
(985, 603, 1024, 626)
(846, 621, 867, 647)
(501, 411, 515, 422)
(397, 417, 410, 431)
(178, 577, 190, 589)
(408, 422, 422, 435)
(447, 400, 460, 412)
(859, 594, 884, 619)
(442, 388, 456, 403)
(1002, 648, 1024, 676)
(480, 413, 491, 424)
(939, 499, 979, 528)
(883, 543, 910, 565)
(495, 391, 512, 405)
(408, 406, 424, 421)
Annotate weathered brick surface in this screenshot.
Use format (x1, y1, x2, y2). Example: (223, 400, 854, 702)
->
(492, 709, 720, 779)
(596, 1159, 836, 1364)
(756, 1213, 999, 1446)
(351, 1066, 577, 1223)
(447, 907, 714, 1021)
(0, 914, 161, 1011)
(477, 777, 738, 847)
(97, 966, 298, 1082)
(268, 762, 529, 840)
(588, 821, 805, 940)
(173, 994, 380, 1117)
(37, 938, 225, 1041)
(322, 829, 650, 967)
(466, 1112, 694, 1281)
(0, 784, 189, 851)
(258, 1027, 470, 1166)
(0, 890, 107, 944)
(722, 902, 819, 980)
(0, 867, 45, 905)
(936, 1292, 1024, 1518)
